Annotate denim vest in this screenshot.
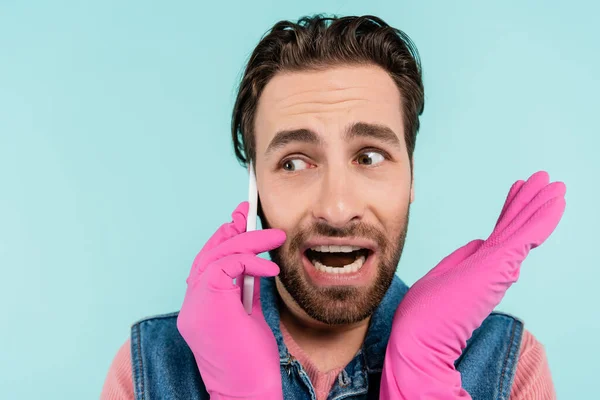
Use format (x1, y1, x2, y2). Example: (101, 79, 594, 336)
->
(131, 276, 524, 400)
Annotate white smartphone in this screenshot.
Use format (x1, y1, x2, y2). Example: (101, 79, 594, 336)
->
(243, 162, 258, 314)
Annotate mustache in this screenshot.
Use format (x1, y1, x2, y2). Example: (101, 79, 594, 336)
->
(289, 221, 389, 251)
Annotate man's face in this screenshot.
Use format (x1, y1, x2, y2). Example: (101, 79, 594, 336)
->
(254, 64, 414, 325)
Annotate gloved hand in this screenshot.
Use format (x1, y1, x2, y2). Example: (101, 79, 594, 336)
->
(177, 202, 286, 400)
(380, 171, 566, 399)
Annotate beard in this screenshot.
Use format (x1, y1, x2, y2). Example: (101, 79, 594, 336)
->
(265, 208, 410, 325)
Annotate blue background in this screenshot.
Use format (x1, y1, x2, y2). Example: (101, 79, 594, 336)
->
(1, 1, 598, 398)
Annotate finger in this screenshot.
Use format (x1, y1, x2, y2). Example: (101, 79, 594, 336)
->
(490, 181, 566, 247)
(427, 239, 484, 277)
(201, 202, 249, 253)
(202, 229, 286, 267)
(523, 196, 566, 250)
(492, 171, 550, 235)
(203, 254, 280, 291)
(479, 195, 565, 288)
(495, 180, 525, 230)
(187, 202, 249, 281)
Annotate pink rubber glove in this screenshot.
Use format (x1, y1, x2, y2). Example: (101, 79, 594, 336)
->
(380, 171, 566, 399)
(177, 202, 286, 400)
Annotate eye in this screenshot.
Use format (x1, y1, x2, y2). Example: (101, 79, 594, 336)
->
(356, 151, 385, 166)
(282, 158, 309, 172)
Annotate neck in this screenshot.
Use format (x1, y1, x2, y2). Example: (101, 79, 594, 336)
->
(275, 278, 370, 372)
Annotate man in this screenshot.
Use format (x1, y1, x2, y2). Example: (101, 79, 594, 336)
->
(102, 15, 563, 399)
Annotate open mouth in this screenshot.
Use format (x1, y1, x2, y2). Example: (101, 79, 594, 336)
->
(305, 245, 372, 274)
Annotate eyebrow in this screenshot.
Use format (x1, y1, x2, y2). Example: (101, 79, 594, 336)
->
(345, 122, 402, 150)
(264, 122, 402, 156)
(265, 128, 323, 156)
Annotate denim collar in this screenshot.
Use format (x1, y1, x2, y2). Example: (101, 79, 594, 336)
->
(260, 275, 409, 372)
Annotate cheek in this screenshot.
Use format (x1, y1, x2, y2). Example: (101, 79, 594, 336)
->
(370, 187, 410, 232)
(362, 167, 411, 203)
(360, 171, 411, 229)
(258, 178, 308, 230)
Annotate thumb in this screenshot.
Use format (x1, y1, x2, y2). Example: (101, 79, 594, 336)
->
(426, 239, 484, 278)
(234, 272, 271, 314)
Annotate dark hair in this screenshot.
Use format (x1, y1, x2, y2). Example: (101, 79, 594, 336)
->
(231, 14, 424, 166)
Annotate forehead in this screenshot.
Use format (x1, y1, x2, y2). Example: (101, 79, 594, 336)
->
(254, 64, 404, 149)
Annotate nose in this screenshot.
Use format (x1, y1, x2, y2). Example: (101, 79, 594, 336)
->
(312, 167, 364, 228)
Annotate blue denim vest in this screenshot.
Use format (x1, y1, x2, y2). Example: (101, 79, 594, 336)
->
(131, 276, 524, 400)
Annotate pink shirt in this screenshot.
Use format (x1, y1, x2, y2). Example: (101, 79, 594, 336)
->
(101, 326, 555, 399)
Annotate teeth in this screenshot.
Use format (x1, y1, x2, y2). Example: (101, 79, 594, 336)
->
(310, 245, 363, 253)
(312, 256, 366, 274)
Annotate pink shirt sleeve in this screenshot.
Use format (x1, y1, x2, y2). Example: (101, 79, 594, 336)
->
(100, 339, 134, 400)
(99, 330, 556, 399)
(509, 329, 557, 399)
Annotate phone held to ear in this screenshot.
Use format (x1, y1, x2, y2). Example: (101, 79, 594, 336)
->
(243, 162, 258, 314)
